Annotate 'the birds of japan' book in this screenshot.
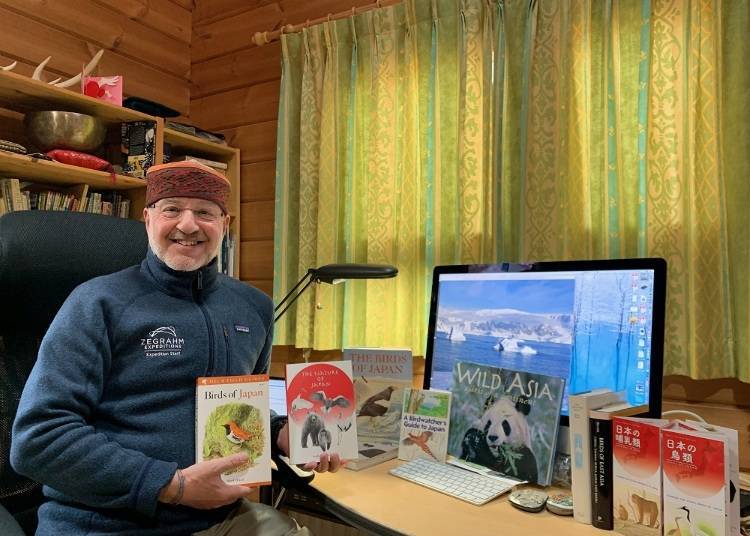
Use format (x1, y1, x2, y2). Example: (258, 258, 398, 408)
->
(285, 360, 358, 465)
(344, 347, 413, 470)
(398, 388, 452, 463)
(195, 375, 271, 487)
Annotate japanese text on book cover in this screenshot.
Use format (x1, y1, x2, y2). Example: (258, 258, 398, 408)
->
(286, 361, 358, 465)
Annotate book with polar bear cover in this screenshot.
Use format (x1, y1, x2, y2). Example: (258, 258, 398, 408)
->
(447, 361, 565, 485)
(285, 361, 358, 465)
(611, 416, 669, 535)
(344, 347, 413, 471)
(398, 388, 452, 463)
(195, 375, 271, 487)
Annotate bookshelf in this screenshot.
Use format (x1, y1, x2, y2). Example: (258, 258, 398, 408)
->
(0, 70, 241, 277)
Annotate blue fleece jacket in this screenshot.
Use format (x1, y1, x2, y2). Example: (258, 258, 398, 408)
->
(11, 249, 279, 535)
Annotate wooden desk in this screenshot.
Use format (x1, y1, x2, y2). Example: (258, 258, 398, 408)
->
(308, 459, 605, 536)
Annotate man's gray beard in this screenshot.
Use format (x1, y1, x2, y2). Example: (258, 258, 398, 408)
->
(148, 237, 219, 272)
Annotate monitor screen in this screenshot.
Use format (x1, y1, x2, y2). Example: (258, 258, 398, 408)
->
(423, 259, 666, 424)
(269, 377, 288, 416)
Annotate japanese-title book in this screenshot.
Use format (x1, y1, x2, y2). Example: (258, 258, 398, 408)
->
(344, 347, 413, 471)
(447, 360, 565, 486)
(398, 388, 452, 463)
(195, 375, 271, 487)
(661, 422, 739, 536)
(285, 360, 358, 465)
(569, 388, 626, 524)
(611, 416, 669, 535)
(589, 402, 649, 530)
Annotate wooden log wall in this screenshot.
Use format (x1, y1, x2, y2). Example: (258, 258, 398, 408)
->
(0, 0, 192, 115)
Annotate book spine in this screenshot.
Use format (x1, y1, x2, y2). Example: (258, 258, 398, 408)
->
(591, 417, 614, 530)
(569, 396, 595, 523)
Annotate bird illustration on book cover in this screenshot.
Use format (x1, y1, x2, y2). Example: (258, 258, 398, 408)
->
(285, 361, 358, 465)
(447, 361, 565, 485)
(398, 388, 451, 463)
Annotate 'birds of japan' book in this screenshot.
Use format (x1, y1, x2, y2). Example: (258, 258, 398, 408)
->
(285, 360, 358, 465)
(195, 375, 271, 487)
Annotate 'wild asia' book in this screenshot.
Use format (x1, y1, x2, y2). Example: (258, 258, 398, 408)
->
(661, 424, 739, 536)
(590, 402, 649, 530)
(569, 388, 626, 524)
(285, 360, 358, 465)
(612, 416, 669, 535)
(344, 348, 413, 470)
(398, 388, 452, 463)
(447, 360, 565, 485)
(195, 375, 271, 487)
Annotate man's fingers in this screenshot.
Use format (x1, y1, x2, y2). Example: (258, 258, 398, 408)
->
(207, 453, 249, 474)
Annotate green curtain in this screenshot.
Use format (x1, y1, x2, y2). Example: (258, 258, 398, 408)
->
(274, 0, 749, 381)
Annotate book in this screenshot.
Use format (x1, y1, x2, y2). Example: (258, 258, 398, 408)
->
(661, 422, 740, 536)
(398, 388, 452, 463)
(195, 375, 271, 487)
(344, 347, 413, 471)
(590, 402, 649, 530)
(447, 360, 565, 485)
(285, 360, 358, 465)
(171, 154, 229, 171)
(569, 388, 626, 524)
(612, 416, 670, 535)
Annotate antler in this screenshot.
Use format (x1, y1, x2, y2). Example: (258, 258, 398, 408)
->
(1, 60, 17, 71)
(54, 49, 104, 88)
(31, 56, 52, 80)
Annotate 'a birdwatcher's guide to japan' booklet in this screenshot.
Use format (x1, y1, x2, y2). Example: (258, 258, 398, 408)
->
(285, 361, 358, 465)
(195, 375, 271, 487)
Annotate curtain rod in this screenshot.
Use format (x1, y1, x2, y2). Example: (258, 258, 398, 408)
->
(251, 0, 403, 46)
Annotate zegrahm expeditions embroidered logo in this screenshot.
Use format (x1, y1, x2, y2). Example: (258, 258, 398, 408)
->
(141, 326, 184, 358)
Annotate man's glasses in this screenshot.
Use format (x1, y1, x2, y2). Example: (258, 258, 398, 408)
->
(151, 203, 224, 223)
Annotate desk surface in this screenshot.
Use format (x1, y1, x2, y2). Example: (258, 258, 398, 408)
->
(309, 459, 605, 536)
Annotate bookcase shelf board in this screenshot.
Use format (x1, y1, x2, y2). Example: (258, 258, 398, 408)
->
(0, 151, 144, 190)
(164, 128, 237, 158)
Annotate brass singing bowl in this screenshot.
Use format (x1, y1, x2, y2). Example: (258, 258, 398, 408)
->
(24, 111, 107, 152)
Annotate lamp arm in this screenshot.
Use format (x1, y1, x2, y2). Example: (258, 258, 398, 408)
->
(274, 274, 316, 323)
(274, 271, 314, 313)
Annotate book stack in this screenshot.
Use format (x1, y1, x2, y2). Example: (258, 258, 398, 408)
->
(344, 348, 412, 471)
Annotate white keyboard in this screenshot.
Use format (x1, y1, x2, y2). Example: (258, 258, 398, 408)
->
(389, 458, 515, 505)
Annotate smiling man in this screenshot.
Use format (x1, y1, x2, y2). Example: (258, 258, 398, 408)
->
(11, 162, 340, 535)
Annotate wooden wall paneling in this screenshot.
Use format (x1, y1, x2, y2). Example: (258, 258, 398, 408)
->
(0, 7, 189, 113)
(193, 0, 276, 25)
(241, 200, 274, 240)
(248, 279, 273, 298)
(278, 0, 375, 25)
(240, 239, 274, 280)
(190, 79, 280, 131)
(169, 0, 196, 11)
(224, 121, 278, 164)
(241, 161, 276, 202)
(0, 0, 190, 79)
(191, 42, 281, 98)
(192, 3, 284, 63)
(95, 0, 192, 44)
(663, 375, 750, 407)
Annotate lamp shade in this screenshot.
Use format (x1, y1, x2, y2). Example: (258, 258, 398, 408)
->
(310, 263, 398, 283)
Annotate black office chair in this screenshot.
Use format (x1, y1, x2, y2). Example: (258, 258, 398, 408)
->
(0, 210, 149, 534)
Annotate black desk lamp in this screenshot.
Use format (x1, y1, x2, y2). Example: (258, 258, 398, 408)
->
(274, 264, 398, 323)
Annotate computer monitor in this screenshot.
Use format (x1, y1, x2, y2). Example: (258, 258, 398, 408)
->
(269, 377, 288, 416)
(423, 258, 666, 445)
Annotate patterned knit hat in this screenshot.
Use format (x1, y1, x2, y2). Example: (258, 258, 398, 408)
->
(145, 161, 230, 214)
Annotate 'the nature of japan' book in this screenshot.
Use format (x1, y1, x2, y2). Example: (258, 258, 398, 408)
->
(195, 375, 271, 487)
(344, 347, 413, 470)
(285, 360, 358, 465)
(398, 388, 452, 463)
(447, 360, 565, 485)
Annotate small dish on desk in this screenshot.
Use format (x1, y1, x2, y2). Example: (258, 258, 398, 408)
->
(508, 488, 548, 513)
(545, 492, 573, 515)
